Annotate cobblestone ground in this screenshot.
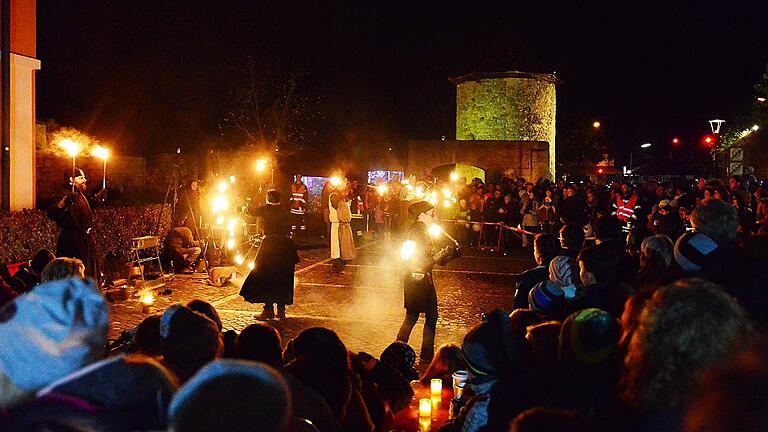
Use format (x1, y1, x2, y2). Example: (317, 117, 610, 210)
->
(108, 239, 534, 362)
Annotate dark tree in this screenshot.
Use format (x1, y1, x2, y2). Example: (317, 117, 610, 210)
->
(225, 58, 320, 152)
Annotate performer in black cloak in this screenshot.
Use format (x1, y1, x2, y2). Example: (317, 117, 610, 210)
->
(239, 190, 300, 320)
(46, 167, 104, 286)
(396, 201, 460, 361)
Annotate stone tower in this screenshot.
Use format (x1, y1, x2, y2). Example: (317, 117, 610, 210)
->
(452, 71, 557, 178)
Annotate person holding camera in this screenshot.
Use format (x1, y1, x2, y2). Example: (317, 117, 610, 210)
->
(46, 167, 104, 286)
(396, 201, 460, 361)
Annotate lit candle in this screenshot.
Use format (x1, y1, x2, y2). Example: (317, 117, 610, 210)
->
(418, 398, 432, 418)
(140, 293, 155, 313)
(430, 378, 442, 397)
(419, 417, 431, 431)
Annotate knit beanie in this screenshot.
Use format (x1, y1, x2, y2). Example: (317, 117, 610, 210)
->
(528, 281, 565, 316)
(548, 255, 579, 299)
(461, 310, 517, 376)
(160, 304, 221, 368)
(0, 278, 108, 406)
(559, 308, 619, 366)
(38, 354, 178, 429)
(169, 359, 291, 432)
(674, 232, 719, 272)
(380, 341, 419, 381)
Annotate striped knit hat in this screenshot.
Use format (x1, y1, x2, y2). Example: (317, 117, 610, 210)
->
(674, 232, 719, 272)
(547, 256, 579, 299)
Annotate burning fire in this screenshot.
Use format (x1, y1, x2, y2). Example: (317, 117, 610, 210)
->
(140, 292, 155, 305)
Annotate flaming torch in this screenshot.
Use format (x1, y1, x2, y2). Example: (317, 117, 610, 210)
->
(60, 139, 80, 192)
(92, 145, 109, 190)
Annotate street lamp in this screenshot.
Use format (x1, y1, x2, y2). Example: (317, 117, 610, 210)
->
(629, 143, 652, 171)
(592, 121, 601, 129)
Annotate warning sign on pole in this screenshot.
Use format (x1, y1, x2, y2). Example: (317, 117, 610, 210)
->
(729, 147, 744, 162)
(729, 162, 743, 176)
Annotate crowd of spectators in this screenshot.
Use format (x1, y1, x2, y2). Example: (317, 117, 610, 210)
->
(1, 174, 767, 431)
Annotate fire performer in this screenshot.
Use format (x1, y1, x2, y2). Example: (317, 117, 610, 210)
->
(46, 168, 104, 286)
(239, 190, 300, 320)
(289, 173, 309, 233)
(396, 201, 461, 361)
(329, 181, 356, 273)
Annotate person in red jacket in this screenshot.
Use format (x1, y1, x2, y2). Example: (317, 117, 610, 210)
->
(612, 182, 641, 232)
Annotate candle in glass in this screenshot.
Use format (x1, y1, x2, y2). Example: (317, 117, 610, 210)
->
(418, 398, 432, 418)
(430, 378, 442, 397)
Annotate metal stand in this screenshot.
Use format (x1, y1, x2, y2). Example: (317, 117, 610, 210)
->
(129, 236, 165, 291)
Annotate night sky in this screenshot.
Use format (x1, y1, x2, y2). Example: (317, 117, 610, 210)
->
(37, 1, 768, 162)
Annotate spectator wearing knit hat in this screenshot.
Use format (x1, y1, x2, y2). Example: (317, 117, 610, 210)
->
(0, 278, 108, 409)
(24, 354, 179, 430)
(556, 309, 621, 419)
(442, 310, 534, 432)
(528, 255, 582, 320)
(513, 233, 561, 310)
(159, 304, 223, 383)
(168, 360, 292, 432)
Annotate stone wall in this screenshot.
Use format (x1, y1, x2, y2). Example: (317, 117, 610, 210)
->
(453, 72, 557, 178)
(406, 139, 550, 183)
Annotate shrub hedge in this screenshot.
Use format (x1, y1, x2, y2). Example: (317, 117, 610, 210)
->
(0, 205, 172, 276)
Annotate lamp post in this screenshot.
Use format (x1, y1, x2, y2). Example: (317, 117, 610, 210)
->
(708, 119, 725, 175)
(629, 143, 652, 172)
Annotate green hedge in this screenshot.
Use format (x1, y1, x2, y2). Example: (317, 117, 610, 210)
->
(0, 205, 172, 276)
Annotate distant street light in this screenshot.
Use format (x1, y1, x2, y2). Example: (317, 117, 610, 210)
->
(672, 137, 680, 145)
(752, 124, 759, 131)
(592, 121, 601, 129)
(629, 143, 653, 171)
(757, 97, 766, 103)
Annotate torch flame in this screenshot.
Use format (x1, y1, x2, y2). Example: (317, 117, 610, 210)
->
(92, 145, 109, 160)
(212, 195, 229, 214)
(60, 139, 80, 157)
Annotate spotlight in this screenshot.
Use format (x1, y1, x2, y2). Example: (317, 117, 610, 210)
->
(226, 238, 235, 249)
(217, 181, 228, 193)
(330, 176, 342, 187)
(235, 254, 244, 265)
(248, 262, 255, 270)
(449, 172, 459, 182)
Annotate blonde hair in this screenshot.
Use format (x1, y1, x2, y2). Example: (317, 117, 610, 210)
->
(41, 257, 85, 282)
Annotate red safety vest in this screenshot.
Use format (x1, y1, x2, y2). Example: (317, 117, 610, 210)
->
(615, 194, 638, 222)
(290, 183, 308, 215)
